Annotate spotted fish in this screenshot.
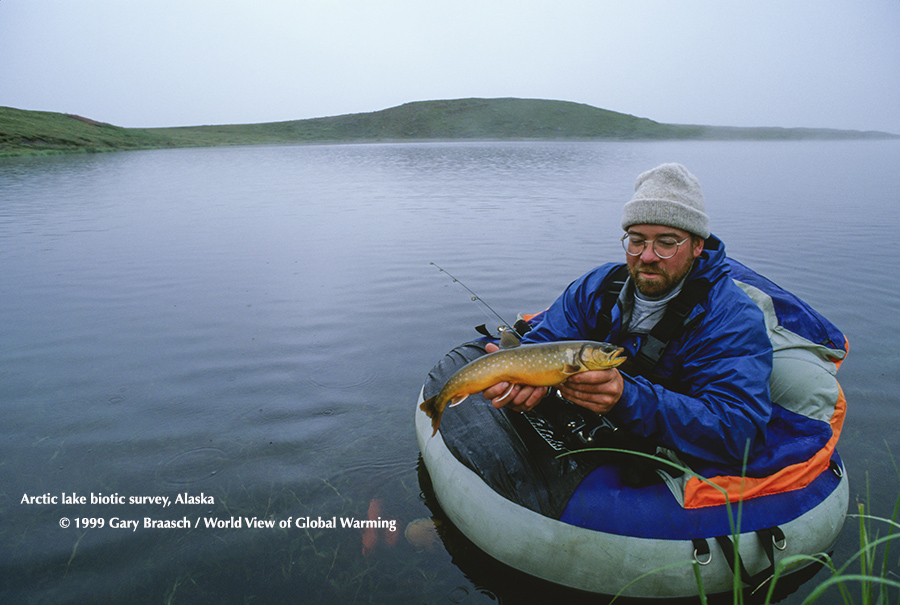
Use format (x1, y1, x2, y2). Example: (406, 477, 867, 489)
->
(420, 340, 625, 435)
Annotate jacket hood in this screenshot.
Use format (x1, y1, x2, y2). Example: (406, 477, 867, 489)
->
(688, 233, 730, 286)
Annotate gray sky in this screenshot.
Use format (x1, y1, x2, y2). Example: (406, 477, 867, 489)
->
(2, 0, 898, 133)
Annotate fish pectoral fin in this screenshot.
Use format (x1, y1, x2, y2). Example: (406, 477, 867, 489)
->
(448, 394, 468, 407)
(561, 363, 582, 376)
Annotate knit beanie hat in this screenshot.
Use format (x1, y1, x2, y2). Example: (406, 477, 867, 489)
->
(621, 163, 710, 238)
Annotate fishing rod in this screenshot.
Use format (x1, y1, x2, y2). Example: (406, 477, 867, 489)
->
(430, 262, 526, 340)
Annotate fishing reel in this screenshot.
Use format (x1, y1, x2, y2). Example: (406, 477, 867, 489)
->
(553, 388, 619, 447)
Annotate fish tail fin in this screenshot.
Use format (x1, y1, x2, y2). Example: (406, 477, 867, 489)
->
(419, 396, 443, 436)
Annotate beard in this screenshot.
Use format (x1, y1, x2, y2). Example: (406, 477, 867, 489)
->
(629, 258, 695, 298)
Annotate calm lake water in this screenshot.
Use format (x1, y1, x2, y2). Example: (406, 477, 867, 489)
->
(1, 140, 898, 604)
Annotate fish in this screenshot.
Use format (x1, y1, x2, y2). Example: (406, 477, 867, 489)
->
(361, 498, 398, 555)
(420, 340, 626, 435)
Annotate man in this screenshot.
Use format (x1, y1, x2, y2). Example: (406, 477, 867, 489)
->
(483, 163, 773, 472)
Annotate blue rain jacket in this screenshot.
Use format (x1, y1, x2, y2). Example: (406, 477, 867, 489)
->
(522, 235, 774, 473)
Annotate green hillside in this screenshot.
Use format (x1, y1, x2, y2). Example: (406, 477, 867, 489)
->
(2, 98, 896, 157)
(0, 106, 173, 156)
(149, 98, 698, 146)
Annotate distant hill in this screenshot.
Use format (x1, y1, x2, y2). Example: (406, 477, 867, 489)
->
(0, 106, 175, 156)
(2, 98, 897, 156)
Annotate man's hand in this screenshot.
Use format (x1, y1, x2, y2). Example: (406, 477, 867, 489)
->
(481, 342, 624, 414)
(483, 381, 549, 412)
(482, 343, 548, 411)
(557, 369, 623, 415)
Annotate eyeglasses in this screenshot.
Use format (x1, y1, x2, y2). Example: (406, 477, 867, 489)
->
(621, 233, 690, 259)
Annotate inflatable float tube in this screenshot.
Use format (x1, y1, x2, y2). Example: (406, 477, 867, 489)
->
(415, 342, 849, 598)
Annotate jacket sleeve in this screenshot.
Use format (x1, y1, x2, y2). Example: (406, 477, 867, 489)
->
(609, 284, 773, 470)
(521, 264, 618, 344)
